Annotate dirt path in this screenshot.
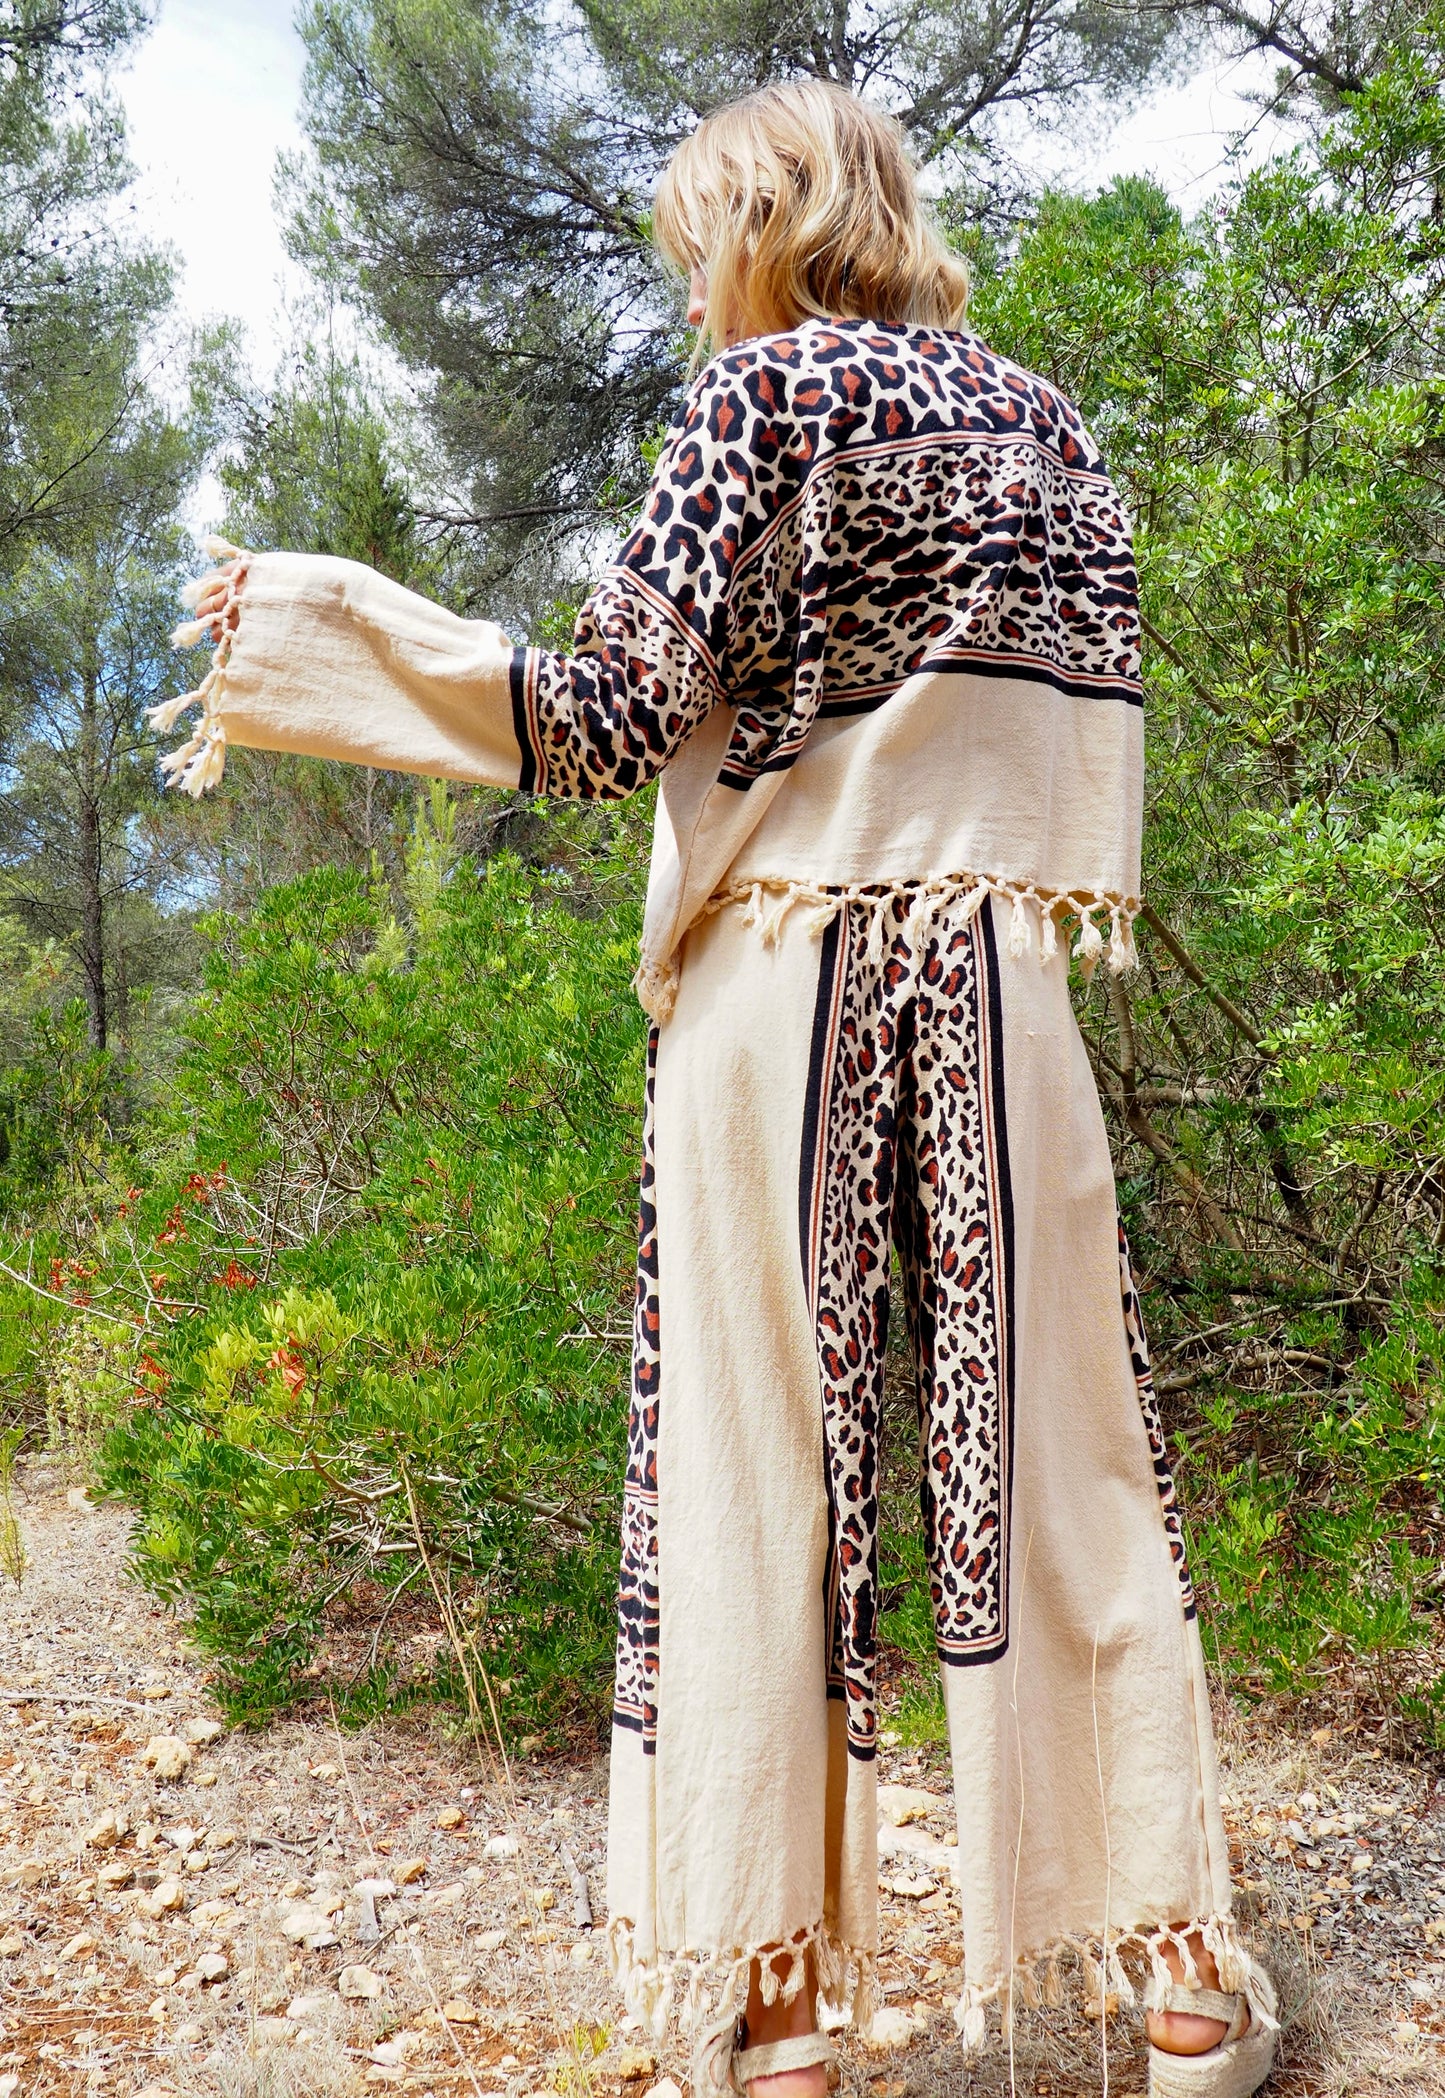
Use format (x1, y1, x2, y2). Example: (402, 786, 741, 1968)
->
(0, 1464, 1440, 2097)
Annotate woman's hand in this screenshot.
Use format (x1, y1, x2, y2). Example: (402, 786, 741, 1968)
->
(192, 559, 243, 636)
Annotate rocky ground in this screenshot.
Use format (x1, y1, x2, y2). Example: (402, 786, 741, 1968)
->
(1, 1464, 1443, 2098)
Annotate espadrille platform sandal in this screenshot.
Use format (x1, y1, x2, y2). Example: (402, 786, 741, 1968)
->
(731, 2028, 835, 2090)
(1144, 1964, 1278, 2098)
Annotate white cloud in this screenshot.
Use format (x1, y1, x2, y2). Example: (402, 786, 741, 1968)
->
(1068, 50, 1292, 201)
(110, 0, 309, 371)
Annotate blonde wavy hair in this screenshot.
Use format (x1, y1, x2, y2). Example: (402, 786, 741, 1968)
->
(653, 79, 970, 357)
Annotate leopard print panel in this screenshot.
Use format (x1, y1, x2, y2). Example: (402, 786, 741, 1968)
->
(800, 890, 1016, 1760)
(1118, 1218, 1196, 1619)
(614, 1027, 661, 1745)
(512, 320, 1141, 801)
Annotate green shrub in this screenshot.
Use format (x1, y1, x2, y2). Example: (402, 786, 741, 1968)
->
(97, 810, 646, 1733)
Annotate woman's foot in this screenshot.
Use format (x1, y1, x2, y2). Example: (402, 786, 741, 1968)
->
(740, 1948, 827, 2098)
(1144, 1929, 1231, 2056)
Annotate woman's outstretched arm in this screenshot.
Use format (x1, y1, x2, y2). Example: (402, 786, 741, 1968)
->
(152, 364, 767, 804)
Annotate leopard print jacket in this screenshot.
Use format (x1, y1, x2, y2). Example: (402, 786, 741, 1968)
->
(508, 318, 1141, 802)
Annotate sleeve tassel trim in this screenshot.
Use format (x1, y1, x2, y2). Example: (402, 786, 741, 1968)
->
(146, 537, 251, 797)
(632, 871, 1142, 1022)
(605, 1915, 876, 2094)
(952, 1911, 1278, 2054)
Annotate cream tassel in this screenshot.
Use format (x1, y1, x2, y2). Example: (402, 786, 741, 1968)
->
(632, 953, 679, 1023)
(150, 541, 250, 798)
(1107, 1944, 1135, 2003)
(1007, 891, 1032, 958)
(1074, 909, 1105, 980)
(850, 1957, 878, 2031)
(958, 880, 989, 925)
(955, 1984, 989, 2051)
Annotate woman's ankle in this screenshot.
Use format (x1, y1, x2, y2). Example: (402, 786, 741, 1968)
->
(743, 1946, 817, 2043)
(740, 1947, 827, 2094)
(1145, 1927, 1232, 2058)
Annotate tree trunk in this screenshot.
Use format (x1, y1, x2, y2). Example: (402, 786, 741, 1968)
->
(78, 650, 106, 1050)
(113, 911, 130, 1049)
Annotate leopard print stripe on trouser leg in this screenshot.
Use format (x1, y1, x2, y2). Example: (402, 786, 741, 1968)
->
(799, 892, 1017, 1763)
(605, 888, 1232, 2023)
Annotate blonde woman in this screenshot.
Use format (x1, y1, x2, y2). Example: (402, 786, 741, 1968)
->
(156, 80, 1278, 2098)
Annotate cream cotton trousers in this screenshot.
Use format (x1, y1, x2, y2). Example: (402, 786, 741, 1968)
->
(605, 884, 1244, 2058)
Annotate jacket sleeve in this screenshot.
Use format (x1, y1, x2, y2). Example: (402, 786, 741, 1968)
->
(151, 359, 778, 801)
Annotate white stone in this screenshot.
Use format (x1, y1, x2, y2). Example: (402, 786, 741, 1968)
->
(877, 1823, 953, 1871)
(137, 1878, 185, 1918)
(484, 1833, 519, 1858)
(878, 1785, 944, 1827)
(142, 1737, 192, 1781)
(184, 1718, 225, 1745)
(194, 1952, 229, 1982)
(287, 1992, 337, 2022)
(252, 2017, 295, 2045)
(882, 1873, 937, 1899)
(339, 1965, 386, 2001)
(420, 1879, 467, 1909)
(863, 2006, 924, 2049)
(280, 1904, 337, 1946)
(474, 1928, 508, 1951)
(369, 2036, 417, 2067)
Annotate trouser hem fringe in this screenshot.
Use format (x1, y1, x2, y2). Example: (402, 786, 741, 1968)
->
(953, 1910, 1277, 2050)
(605, 1912, 878, 2040)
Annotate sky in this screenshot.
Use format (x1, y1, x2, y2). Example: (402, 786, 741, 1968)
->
(113, 1, 1287, 378)
(114, 0, 310, 365)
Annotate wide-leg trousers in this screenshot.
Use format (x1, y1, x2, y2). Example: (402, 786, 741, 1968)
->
(605, 887, 1234, 2037)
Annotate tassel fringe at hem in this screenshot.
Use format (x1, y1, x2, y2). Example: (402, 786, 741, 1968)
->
(951, 1911, 1277, 2052)
(605, 1909, 1272, 2072)
(148, 536, 250, 797)
(606, 1915, 877, 2093)
(633, 871, 1142, 1023)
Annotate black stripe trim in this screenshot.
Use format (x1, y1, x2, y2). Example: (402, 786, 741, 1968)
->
(978, 896, 1017, 1543)
(718, 655, 1143, 789)
(509, 647, 540, 794)
(798, 911, 844, 1307)
(611, 1706, 658, 1753)
(820, 652, 1143, 710)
